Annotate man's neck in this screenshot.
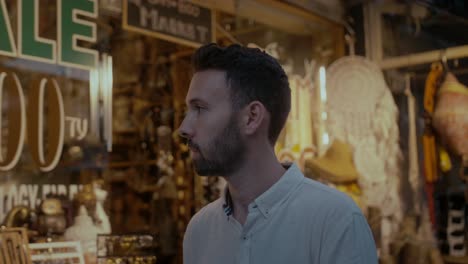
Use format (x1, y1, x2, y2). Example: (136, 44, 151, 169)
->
(224, 147, 286, 225)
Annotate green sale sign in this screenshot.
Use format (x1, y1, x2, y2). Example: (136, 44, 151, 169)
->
(0, 0, 102, 222)
(0, 0, 98, 70)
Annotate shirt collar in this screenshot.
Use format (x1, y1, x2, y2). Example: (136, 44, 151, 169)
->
(222, 188, 233, 216)
(221, 163, 304, 218)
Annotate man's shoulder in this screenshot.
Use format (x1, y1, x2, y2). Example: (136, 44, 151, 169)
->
(186, 197, 223, 233)
(294, 177, 362, 216)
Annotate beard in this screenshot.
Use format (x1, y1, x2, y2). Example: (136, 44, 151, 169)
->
(188, 114, 246, 177)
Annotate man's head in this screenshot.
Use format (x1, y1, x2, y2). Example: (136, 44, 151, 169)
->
(178, 43, 291, 176)
(191, 43, 291, 144)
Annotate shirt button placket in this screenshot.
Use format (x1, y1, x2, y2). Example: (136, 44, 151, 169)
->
(239, 234, 251, 264)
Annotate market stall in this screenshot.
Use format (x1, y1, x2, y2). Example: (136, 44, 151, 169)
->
(2, 0, 466, 263)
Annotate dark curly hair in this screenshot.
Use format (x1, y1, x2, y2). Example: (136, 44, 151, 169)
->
(191, 43, 291, 145)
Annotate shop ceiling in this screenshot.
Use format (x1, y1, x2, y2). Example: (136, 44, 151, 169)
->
(364, 0, 468, 69)
(187, 0, 344, 36)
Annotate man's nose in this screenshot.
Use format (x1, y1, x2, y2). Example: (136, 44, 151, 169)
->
(178, 116, 193, 140)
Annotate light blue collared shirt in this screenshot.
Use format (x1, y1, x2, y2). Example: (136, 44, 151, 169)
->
(183, 164, 378, 264)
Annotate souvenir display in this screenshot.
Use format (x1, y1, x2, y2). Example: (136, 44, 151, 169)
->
(257, 42, 317, 165)
(447, 207, 465, 257)
(97, 256, 157, 264)
(304, 140, 364, 209)
(29, 241, 85, 264)
(97, 234, 157, 264)
(0, 227, 31, 264)
(94, 181, 112, 235)
(305, 140, 360, 184)
(433, 72, 468, 218)
(64, 206, 100, 260)
(37, 198, 67, 236)
(432, 72, 468, 158)
(385, 214, 443, 264)
(423, 63, 444, 183)
(74, 185, 98, 218)
(406, 78, 439, 254)
(151, 152, 178, 262)
(405, 77, 425, 216)
(280, 52, 315, 152)
(1, 0, 464, 263)
(326, 56, 403, 255)
(2, 206, 35, 229)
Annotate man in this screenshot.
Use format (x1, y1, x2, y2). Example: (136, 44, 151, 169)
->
(178, 43, 377, 264)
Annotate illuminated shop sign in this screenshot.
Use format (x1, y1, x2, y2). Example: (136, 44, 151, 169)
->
(123, 0, 215, 47)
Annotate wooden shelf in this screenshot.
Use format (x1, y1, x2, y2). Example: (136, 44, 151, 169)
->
(114, 129, 138, 134)
(113, 86, 134, 96)
(444, 256, 468, 264)
(107, 159, 158, 169)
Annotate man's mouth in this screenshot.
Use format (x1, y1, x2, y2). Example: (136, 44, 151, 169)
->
(190, 148, 199, 154)
(187, 141, 200, 154)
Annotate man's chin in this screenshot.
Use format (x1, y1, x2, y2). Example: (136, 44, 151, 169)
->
(193, 163, 221, 177)
(194, 168, 219, 177)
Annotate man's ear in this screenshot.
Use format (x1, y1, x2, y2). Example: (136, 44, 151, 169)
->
(241, 101, 266, 136)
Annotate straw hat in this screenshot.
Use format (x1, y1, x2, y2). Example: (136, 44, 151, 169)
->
(304, 139, 360, 183)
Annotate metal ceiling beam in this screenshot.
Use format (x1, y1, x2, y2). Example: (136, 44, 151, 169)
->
(364, 1, 468, 69)
(188, 0, 341, 36)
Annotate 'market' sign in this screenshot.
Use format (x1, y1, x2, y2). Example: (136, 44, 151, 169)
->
(123, 0, 215, 47)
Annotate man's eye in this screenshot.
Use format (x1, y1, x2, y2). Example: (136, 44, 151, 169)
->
(194, 105, 203, 113)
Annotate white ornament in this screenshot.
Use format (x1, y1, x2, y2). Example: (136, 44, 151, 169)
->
(64, 206, 100, 254)
(94, 184, 111, 234)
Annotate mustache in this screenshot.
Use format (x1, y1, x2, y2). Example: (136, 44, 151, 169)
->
(187, 140, 200, 151)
